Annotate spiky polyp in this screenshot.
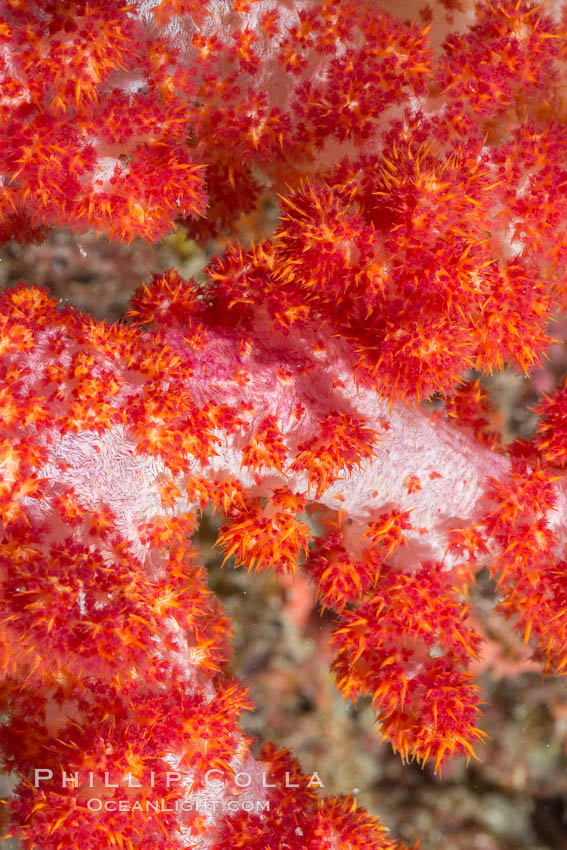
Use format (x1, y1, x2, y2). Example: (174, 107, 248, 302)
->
(2, 280, 566, 846)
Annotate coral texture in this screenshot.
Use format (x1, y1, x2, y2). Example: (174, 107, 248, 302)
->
(3, 0, 567, 848)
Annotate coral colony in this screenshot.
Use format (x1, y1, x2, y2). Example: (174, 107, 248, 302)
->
(3, 0, 567, 847)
